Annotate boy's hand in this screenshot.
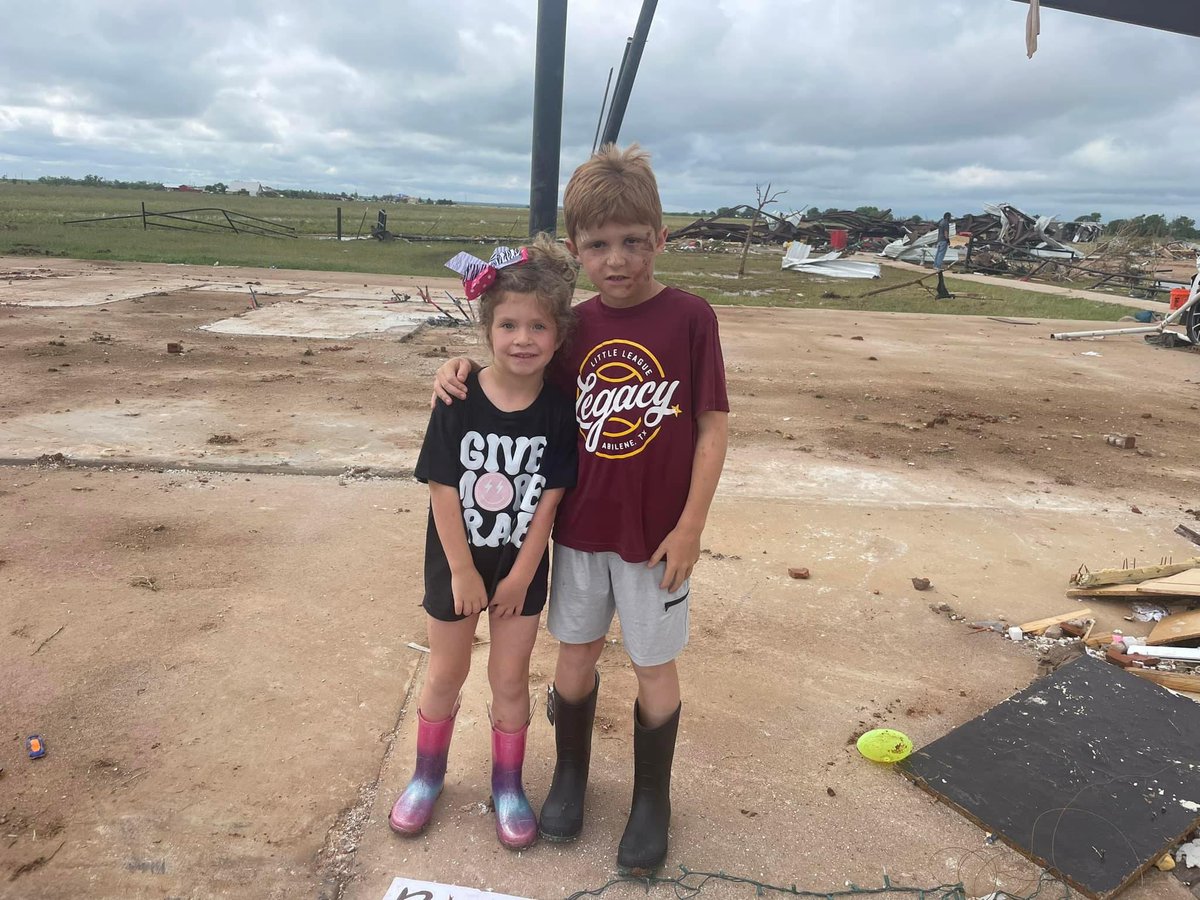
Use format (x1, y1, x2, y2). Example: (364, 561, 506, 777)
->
(648, 526, 701, 593)
(432, 357, 474, 408)
(451, 568, 489, 617)
(488, 574, 527, 619)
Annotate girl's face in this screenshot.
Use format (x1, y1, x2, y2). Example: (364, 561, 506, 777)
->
(487, 291, 560, 380)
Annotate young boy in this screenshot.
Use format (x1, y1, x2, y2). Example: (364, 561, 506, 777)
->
(434, 144, 728, 874)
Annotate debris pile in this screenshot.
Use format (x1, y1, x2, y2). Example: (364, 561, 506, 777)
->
(668, 207, 907, 249)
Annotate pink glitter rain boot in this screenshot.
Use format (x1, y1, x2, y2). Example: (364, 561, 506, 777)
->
(389, 703, 458, 835)
(490, 714, 538, 850)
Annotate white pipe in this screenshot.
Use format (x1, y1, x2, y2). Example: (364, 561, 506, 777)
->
(1127, 645, 1200, 661)
(1050, 325, 1162, 340)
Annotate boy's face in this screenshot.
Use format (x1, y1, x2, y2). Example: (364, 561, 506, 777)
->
(567, 221, 667, 308)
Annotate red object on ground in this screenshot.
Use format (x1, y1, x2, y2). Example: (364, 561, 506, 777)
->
(830, 229, 848, 250)
(1170, 288, 1190, 311)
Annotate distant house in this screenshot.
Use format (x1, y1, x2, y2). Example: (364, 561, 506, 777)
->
(227, 180, 264, 196)
(173, 184, 203, 192)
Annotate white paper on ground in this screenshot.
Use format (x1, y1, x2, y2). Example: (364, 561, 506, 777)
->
(382, 877, 532, 900)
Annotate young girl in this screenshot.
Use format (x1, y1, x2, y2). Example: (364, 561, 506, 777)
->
(389, 235, 578, 850)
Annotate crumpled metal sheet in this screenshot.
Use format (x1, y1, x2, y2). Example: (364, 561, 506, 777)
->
(880, 229, 961, 265)
(781, 243, 881, 279)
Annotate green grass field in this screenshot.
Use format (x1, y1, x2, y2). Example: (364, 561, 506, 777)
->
(0, 182, 1138, 320)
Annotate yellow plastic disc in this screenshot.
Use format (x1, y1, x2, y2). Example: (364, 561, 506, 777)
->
(856, 728, 914, 763)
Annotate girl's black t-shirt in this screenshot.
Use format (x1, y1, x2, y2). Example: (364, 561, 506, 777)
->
(415, 368, 577, 609)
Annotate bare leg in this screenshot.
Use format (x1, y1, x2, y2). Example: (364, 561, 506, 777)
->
(419, 613, 479, 720)
(631, 659, 680, 728)
(554, 637, 605, 702)
(486, 611, 540, 731)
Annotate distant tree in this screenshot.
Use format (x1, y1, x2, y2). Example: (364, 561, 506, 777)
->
(805, 206, 821, 219)
(853, 206, 893, 221)
(1168, 216, 1197, 239)
(204, 182, 228, 194)
(907, 214, 923, 224)
(1139, 214, 1169, 237)
(1075, 212, 1102, 222)
(435, 198, 454, 206)
(1107, 214, 1171, 237)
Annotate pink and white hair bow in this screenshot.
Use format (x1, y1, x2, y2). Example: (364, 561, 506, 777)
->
(444, 246, 529, 300)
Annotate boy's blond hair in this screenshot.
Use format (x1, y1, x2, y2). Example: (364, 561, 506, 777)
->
(563, 143, 662, 243)
(480, 232, 578, 347)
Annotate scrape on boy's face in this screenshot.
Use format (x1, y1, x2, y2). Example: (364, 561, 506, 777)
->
(568, 221, 667, 308)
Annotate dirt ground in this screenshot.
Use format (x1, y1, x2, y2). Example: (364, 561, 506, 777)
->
(2, 257, 1199, 900)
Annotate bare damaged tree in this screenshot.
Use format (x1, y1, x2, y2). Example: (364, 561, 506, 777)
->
(738, 183, 787, 277)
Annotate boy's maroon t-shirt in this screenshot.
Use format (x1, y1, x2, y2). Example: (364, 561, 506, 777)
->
(548, 286, 729, 563)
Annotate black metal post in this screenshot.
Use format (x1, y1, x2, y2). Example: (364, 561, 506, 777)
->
(599, 0, 658, 148)
(337, 207, 342, 242)
(529, 0, 568, 238)
(592, 66, 615, 154)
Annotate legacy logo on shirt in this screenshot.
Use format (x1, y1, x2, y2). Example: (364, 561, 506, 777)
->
(458, 431, 547, 547)
(576, 339, 681, 459)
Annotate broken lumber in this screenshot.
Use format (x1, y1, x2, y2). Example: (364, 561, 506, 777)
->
(1084, 631, 1116, 649)
(859, 271, 936, 299)
(1176, 523, 1200, 548)
(1071, 558, 1200, 589)
(1134, 567, 1200, 596)
(1018, 607, 1092, 635)
(1148, 610, 1200, 646)
(1129, 669, 1200, 694)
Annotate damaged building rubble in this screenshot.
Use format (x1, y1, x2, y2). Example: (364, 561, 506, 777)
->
(670, 202, 1199, 302)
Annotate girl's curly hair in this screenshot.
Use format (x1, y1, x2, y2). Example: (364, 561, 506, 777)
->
(479, 232, 578, 347)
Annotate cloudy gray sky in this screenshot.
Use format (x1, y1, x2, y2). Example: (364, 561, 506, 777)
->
(1, 1, 1197, 220)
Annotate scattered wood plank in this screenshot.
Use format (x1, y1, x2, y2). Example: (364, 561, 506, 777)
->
(1135, 568, 1200, 595)
(1129, 669, 1200, 694)
(1072, 558, 1200, 589)
(1148, 610, 1200, 646)
(1084, 631, 1116, 649)
(1018, 608, 1092, 635)
(1066, 585, 1148, 600)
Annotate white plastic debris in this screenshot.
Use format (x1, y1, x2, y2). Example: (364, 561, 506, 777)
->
(1131, 602, 1169, 622)
(1177, 838, 1200, 868)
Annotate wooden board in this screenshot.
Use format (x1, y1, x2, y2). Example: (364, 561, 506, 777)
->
(1148, 610, 1200, 646)
(1067, 572, 1200, 601)
(1018, 607, 1092, 634)
(1129, 668, 1200, 693)
(898, 656, 1200, 899)
(1074, 558, 1200, 588)
(1135, 568, 1200, 595)
(1067, 585, 1158, 600)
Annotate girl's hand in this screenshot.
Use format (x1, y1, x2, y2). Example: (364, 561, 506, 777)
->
(488, 574, 527, 619)
(451, 569, 488, 617)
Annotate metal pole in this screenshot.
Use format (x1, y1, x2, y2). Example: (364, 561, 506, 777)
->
(337, 207, 342, 242)
(529, 0, 568, 238)
(599, 0, 658, 148)
(592, 66, 615, 154)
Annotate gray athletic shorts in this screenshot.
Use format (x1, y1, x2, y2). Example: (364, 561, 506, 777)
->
(548, 543, 690, 667)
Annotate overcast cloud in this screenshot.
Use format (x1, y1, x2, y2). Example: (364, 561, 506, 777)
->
(1, 0, 1197, 220)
